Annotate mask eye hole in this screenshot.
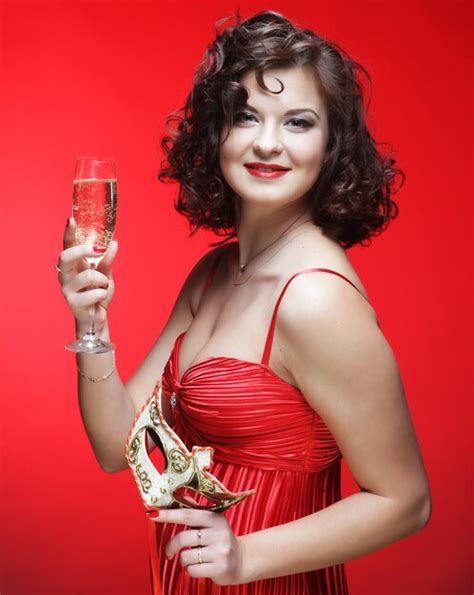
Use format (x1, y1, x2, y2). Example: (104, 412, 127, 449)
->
(145, 428, 166, 474)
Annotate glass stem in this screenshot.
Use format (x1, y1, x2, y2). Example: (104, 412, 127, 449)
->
(87, 304, 96, 338)
(85, 263, 97, 341)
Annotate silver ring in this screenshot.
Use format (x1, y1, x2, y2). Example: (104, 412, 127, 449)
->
(196, 529, 202, 542)
(55, 263, 64, 274)
(197, 546, 203, 564)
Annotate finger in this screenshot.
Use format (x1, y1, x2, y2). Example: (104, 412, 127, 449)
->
(185, 561, 219, 579)
(60, 243, 102, 273)
(179, 544, 216, 567)
(153, 508, 217, 528)
(97, 240, 118, 277)
(68, 269, 110, 293)
(165, 528, 209, 558)
(63, 217, 77, 250)
(68, 288, 108, 309)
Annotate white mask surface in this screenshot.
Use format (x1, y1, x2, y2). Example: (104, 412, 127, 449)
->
(125, 383, 256, 511)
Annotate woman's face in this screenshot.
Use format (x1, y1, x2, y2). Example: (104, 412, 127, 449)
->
(219, 66, 329, 212)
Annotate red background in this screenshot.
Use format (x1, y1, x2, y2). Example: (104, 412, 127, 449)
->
(1, 1, 472, 594)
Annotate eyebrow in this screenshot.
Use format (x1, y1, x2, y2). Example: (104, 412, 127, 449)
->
(244, 103, 321, 121)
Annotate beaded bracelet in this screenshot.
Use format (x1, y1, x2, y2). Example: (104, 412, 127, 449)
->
(78, 351, 116, 383)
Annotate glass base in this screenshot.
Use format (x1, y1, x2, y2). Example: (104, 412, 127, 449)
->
(65, 333, 115, 354)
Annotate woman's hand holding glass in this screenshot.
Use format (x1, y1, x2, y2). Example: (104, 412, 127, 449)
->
(58, 217, 118, 337)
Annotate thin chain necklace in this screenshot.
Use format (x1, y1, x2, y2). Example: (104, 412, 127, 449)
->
(236, 209, 310, 273)
(232, 220, 314, 286)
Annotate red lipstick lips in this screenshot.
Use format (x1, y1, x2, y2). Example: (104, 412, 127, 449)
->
(244, 162, 291, 179)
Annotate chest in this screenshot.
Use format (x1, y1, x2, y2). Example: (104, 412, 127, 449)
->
(183, 273, 297, 388)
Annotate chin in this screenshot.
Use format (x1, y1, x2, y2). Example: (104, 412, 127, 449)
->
(240, 195, 302, 211)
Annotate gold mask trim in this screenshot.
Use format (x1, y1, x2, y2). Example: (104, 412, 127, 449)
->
(125, 383, 256, 512)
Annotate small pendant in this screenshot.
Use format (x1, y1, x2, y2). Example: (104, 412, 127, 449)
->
(239, 264, 246, 273)
(170, 392, 177, 408)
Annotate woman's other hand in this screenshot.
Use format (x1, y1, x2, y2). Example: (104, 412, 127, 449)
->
(57, 217, 118, 334)
(151, 507, 248, 586)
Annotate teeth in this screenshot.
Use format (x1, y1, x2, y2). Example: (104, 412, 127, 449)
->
(252, 167, 281, 172)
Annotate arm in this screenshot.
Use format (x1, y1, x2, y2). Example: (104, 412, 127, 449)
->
(63, 228, 224, 473)
(73, 274, 194, 473)
(74, 283, 193, 473)
(237, 273, 432, 583)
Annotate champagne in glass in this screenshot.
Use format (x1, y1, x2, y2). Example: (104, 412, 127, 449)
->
(65, 157, 117, 354)
(72, 178, 117, 268)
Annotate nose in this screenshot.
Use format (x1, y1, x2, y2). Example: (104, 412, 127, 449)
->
(252, 122, 283, 156)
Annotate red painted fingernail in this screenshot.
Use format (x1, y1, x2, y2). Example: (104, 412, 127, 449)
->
(145, 510, 160, 518)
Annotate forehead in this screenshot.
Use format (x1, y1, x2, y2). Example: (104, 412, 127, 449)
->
(238, 66, 324, 111)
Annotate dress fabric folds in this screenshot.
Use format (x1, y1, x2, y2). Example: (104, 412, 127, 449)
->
(148, 250, 356, 594)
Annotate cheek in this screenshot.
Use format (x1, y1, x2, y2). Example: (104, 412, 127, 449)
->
(219, 148, 235, 181)
(290, 135, 326, 170)
(219, 142, 234, 168)
(219, 142, 241, 188)
(221, 129, 254, 158)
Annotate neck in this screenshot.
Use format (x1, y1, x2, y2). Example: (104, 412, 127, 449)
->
(235, 200, 312, 266)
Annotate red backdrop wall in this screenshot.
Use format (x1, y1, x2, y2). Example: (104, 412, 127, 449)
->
(1, 1, 472, 594)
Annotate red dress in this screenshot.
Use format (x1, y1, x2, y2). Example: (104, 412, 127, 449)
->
(149, 247, 363, 594)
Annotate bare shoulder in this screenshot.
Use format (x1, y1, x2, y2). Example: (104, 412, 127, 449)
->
(276, 229, 377, 325)
(278, 259, 379, 331)
(276, 247, 382, 396)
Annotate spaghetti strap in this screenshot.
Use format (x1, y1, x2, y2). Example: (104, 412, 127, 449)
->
(261, 268, 372, 366)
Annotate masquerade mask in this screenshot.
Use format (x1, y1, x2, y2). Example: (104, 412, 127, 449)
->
(125, 383, 256, 512)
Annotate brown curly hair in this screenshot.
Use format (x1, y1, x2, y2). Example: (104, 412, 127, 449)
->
(158, 9, 404, 249)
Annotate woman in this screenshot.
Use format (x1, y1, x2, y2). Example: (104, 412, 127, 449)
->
(57, 10, 432, 594)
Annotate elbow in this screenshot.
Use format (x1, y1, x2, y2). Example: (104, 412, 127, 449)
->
(416, 494, 432, 530)
(97, 454, 129, 474)
(388, 484, 432, 535)
(410, 489, 432, 532)
(100, 463, 122, 474)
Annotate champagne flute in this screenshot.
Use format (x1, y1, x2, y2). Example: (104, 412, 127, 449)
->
(65, 157, 117, 354)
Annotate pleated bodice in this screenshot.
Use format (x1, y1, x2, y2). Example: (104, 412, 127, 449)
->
(163, 331, 342, 474)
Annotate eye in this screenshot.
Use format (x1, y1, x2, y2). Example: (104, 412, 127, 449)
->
(233, 112, 257, 124)
(286, 118, 313, 129)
